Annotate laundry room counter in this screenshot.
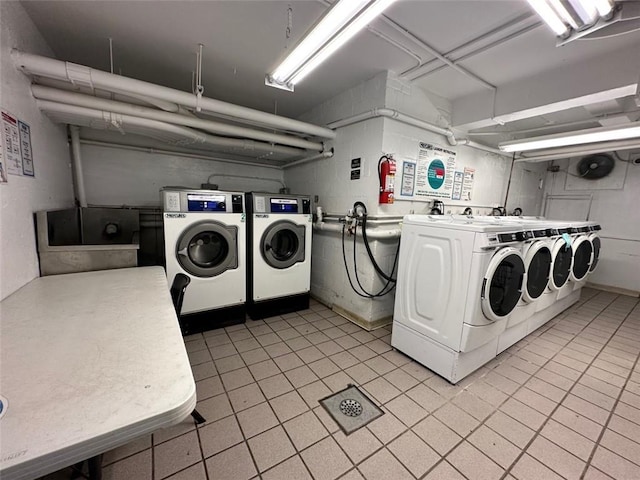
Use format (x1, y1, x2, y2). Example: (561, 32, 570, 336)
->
(0, 266, 196, 480)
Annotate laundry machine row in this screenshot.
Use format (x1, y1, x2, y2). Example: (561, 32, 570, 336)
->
(162, 188, 312, 333)
(391, 214, 602, 383)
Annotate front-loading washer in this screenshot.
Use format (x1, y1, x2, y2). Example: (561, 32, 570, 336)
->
(162, 188, 246, 332)
(246, 192, 312, 319)
(392, 215, 527, 383)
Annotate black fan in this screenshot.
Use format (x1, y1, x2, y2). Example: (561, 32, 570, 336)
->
(577, 154, 615, 179)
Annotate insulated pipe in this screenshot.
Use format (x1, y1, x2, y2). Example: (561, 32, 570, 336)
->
(79, 139, 284, 170)
(313, 222, 401, 239)
(31, 86, 323, 151)
(37, 100, 305, 157)
(69, 125, 87, 207)
(13, 50, 336, 140)
(282, 149, 334, 169)
(453, 139, 510, 157)
(207, 173, 285, 189)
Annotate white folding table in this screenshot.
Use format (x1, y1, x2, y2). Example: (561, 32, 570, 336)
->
(0, 267, 197, 480)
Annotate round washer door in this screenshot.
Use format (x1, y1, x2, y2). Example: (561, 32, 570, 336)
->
(260, 220, 305, 269)
(176, 220, 238, 277)
(481, 247, 526, 322)
(588, 233, 601, 272)
(522, 241, 552, 303)
(570, 235, 593, 282)
(549, 238, 572, 290)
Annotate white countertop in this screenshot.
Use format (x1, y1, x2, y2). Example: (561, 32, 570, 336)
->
(0, 267, 196, 480)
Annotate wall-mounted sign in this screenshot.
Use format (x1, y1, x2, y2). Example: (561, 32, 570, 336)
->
(396, 142, 457, 202)
(351, 169, 361, 180)
(19, 121, 34, 177)
(351, 158, 361, 169)
(2, 110, 23, 176)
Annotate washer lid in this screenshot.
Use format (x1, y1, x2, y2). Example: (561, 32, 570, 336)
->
(260, 220, 306, 269)
(176, 220, 238, 277)
(550, 238, 573, 290)
(523, 241, 552, 303)
(570, 235, 593, 282)
(481, 247, 526, 322)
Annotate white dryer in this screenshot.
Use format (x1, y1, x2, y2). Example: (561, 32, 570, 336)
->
(586, 222, 602, 274)
(392, 215, 527, 383)
(162, 188, 246, 330)
(246, 192, 312, 319)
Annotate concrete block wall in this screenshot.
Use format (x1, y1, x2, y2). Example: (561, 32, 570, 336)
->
(0, 1, 75, 300)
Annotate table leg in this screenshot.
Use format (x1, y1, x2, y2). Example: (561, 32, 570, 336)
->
(87, 454, 103, 480)
(191, 409, 206, 424)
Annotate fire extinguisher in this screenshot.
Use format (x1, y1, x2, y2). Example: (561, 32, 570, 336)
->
(379, 155, 396, 204)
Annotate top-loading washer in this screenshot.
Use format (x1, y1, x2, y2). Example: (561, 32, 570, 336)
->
(162, 188, 246, 331)
(392, 215, 527, 383)
(246, 192, 312, 319)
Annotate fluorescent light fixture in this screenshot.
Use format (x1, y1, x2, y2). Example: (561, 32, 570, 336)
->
(499, 122, 640, 152)
(593, 0, 614, 17)
(267, 0, 397, 91)
(568, 0, 598, 24)
(527, 0, 569, 35)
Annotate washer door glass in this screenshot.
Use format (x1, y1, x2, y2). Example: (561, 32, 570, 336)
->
(524, 244, 551, 302)
(571, 237, 593, 281)
(177, 221, 238, 277)
(550, 240, 572, 290)
(589, 235, 601, 272)
(482, 247, 525, 321)
(261, 220, 305, 269)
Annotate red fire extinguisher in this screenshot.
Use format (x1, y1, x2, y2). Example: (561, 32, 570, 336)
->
(379, 155, 396, 204)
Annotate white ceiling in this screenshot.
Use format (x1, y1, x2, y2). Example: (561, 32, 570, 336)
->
(19, 0, 640, 147)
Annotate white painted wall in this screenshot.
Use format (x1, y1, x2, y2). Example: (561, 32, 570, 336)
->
(543, 154, 640, 295)
(286, 72, 546, 325)
(0, 1, 74, 300)
(78, 143, 286, 207)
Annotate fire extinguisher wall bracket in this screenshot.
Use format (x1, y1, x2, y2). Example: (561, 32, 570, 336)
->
(379, 154, 396, 205)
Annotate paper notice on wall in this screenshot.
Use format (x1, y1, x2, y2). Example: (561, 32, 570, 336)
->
(2, 110, 23, 176)
(19, 121, 34, 176)
(451, 171, 464, 200)
(396, 142, 456, 202)
(461, 167, 475, 201)
(0, 146, 7, 184)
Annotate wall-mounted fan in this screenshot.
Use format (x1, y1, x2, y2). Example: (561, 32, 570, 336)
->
(577, 154, 615, 179)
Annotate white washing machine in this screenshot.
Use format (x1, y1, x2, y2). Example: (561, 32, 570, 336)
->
(162, 188, 246, 328)
(586, 222, 602, 275)
(246, 192, 312, 319)
(392, 215, 527, 383)
(567, 221, 595, 291)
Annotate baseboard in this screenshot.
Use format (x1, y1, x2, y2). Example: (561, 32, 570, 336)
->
(331, 304, 392, 332)
(586, 282, 639, 298)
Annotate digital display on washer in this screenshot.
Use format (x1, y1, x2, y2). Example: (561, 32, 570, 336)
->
(270, 198, 298, 213)
(187, 194, 226, 212)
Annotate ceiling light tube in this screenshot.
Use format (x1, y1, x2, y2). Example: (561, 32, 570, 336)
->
(592, 0, 614, 17)
(549, 0, 581, 29)
(526, 0, 570, 35)
(499, 123, 640, 152)
(267, 0, 397, 89)
(568, 0, 598, 24)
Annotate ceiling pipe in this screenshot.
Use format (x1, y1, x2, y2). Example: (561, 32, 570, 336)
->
(282, 148, 334, 169)
(514, 139, 640, 163)
(69, 125, 87, 207)
(79, 139, 284, 170)
(31, 85, 323, 151)
(37, 100, 305, 157)
(326, 108, 512, 158)
(13, 50, 336, 140)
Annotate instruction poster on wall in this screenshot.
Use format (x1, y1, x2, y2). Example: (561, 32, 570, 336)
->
(462, 167, 475, 201)
(2, 110, 23, 176)
(397, 142, 457, 201)
(0, 146, 7, 184)
(19, 120, 34, 176)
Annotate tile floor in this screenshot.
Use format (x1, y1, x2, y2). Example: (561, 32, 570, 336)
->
(41, 288, 640, 480)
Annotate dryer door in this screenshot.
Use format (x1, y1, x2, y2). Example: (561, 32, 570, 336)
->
(570, 235, 593, 282)
(481, 247, 526, 322)
(176, 220, 238, 277)
(588, 233, 601, 272)
(260, 220, 305, 269)
(522, 242, 552, 303)
(549, 238, 572, 290)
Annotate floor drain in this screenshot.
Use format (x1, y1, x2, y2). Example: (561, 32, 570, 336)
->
(339, 399, 363, 417)
(320, 384, 383, 435)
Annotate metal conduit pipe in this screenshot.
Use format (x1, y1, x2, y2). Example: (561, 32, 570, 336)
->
(37, 100, 305, 157)
(322, 215, 402, 225)
(13, 50, 336, 140)
(313, 222, 401, 239)
(283, 149, 334, 169)
(31, 86, 323, 151)
(79, 139, 283, 170)
(69, 125, 87, 207)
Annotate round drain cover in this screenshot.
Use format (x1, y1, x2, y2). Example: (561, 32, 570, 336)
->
(339, 398, 363, 417)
